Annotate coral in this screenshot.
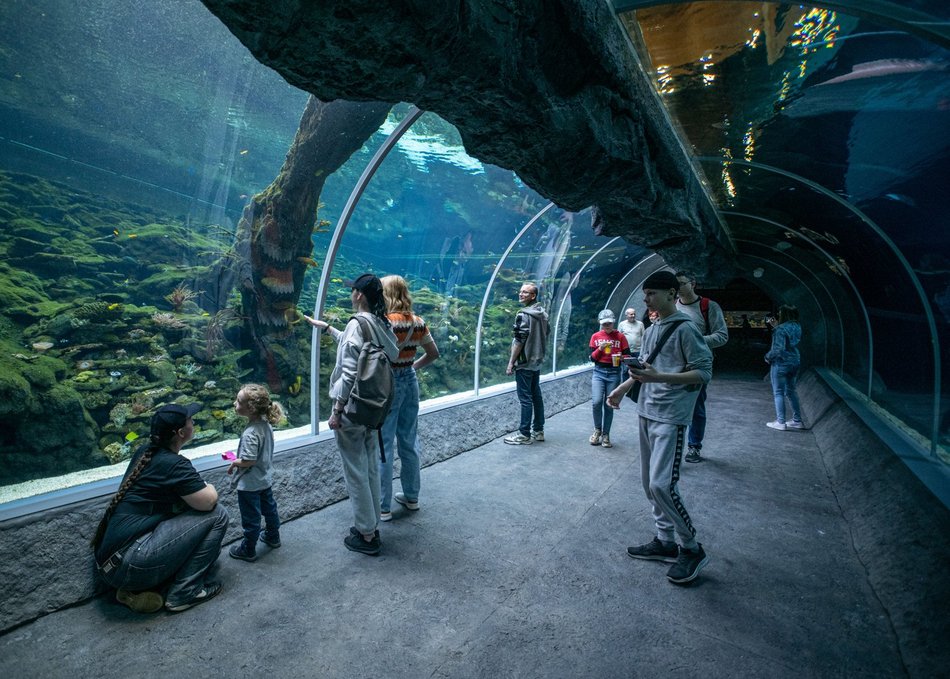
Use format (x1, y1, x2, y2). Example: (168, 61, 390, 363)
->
(103, 442, 126, 464)
(151, 312, 187, 330)
(109, 402, 132, 427)
(165, 283, 199, 311)
(73, 301, 113, 320)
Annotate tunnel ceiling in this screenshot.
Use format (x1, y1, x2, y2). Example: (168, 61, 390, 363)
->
(617, 2, 949, 314)
(198, 0, 949, 306)
(197, 0, 735, 281)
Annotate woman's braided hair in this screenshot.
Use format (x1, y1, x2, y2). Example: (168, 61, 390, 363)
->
(90, 425, 176, 550)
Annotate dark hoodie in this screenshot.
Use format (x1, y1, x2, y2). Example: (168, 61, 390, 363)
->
(512, 303, 549, 371)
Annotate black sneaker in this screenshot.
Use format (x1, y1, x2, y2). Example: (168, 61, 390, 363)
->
(349, 526, 380, 539)
(666, 544, 708, 584)
(260, 533, 281, 548)
(627, 537, 679, 563)
(344, 532, 381, 556)
(685, 446, 702, 463)
(228, 541, 257, 562)
(165, 581, 222, 612)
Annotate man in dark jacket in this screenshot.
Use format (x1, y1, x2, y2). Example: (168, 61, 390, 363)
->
(504, 283, 549, 445)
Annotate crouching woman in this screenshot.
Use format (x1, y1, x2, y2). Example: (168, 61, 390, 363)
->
(91, 403, 229, 613)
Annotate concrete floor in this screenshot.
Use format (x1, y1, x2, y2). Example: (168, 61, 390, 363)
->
(0, 378, 910, 678)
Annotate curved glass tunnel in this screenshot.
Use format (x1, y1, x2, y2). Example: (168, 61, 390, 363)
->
(0, 1, 946, 510)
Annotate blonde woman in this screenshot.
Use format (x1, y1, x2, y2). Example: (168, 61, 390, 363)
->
(379, 275, 440, 521)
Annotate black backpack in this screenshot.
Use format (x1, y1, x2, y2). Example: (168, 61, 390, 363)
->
(342, 315, 395, 432)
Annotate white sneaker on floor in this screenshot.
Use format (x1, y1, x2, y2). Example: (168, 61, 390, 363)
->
(766, 420, 787, 431)
(379, 511, 392, 522)
(786, 420, 805, 429)
(504, 432, 533, 445)
(394, 493, 419, 511)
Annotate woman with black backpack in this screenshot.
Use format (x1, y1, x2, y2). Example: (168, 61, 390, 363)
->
(304, 273, 398, 556)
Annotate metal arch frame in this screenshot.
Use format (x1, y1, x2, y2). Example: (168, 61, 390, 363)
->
(604, 252, 664, 312)
(610, 0, 950, 49)
(734, 249, 834, 369)
(473, 202, 557, 395)
(551, 237, 622, 374)
(709, 158, 941, 455)
(309, 106, 425, 431)
(725, 211, 872, 394)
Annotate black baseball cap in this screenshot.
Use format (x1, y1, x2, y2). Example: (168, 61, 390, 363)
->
(343, 273, 383, 304)
(151, 402, 201, 436)
(641, 271, 679, 291)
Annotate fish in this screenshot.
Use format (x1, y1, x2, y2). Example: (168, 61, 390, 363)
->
(331, 277, 344, 283)
(127, 234, 137, 239)
(107, 303, 121, 311)
(288, 375, 302, 395)
(112, 229, 119, 237)
(110, 370, 122, 377)
(296, 256, 320, 268)
(124, 432, 139, 442)
(239, 149, 249, 155)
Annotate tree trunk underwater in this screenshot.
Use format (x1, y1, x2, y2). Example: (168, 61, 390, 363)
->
(203, 97, 391, 391)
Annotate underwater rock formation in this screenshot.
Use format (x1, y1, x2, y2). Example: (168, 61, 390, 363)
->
(198, 0, 734, 280)
(203, 96, 390, 390)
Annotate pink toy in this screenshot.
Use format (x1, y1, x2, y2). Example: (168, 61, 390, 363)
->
(221, 450, 236, 460)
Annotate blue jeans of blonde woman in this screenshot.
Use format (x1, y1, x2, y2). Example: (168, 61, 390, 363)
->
(591, 364, 622, 434)
(99, 505, 229, 608)
(771, 363, 802, 424)
(380, 367, 422, 511)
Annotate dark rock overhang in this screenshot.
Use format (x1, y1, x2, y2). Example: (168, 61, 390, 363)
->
(199, 0, 736, 278)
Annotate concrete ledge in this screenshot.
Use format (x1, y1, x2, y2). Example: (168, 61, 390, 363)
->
(0, 371, 590, 632)
(800, 370, 950, 677)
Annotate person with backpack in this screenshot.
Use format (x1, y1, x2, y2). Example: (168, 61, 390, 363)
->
(674, 270, 729, 463)
(606, 271, 713, 584)
(304, 273, 398, 556)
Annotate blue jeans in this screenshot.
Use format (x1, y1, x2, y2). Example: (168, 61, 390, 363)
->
(687, 384, 708, 449)
(771, 363, 802, 424)
(591, 364, 622, 434)
(379, 367, 422, 511)
(100, 505, 229, 607)
(237, 487, 280, 545)
(515, 369, 544, 436)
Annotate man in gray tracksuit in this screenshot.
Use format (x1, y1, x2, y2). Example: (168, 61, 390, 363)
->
(608, 270, 712, 584)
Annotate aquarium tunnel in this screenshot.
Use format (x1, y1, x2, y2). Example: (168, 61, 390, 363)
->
(0, 0, 947, 635)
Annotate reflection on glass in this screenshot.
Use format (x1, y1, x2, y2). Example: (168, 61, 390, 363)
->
(321, 112, 548, 412)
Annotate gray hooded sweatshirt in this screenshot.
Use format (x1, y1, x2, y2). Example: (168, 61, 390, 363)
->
(328, 312, 399, 404)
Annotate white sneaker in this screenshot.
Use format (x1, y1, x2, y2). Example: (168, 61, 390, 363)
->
(601, 434, 612, 448)
(379, 511, 392, 522)
(394, 493, 419, 511)
(589, 429, 602, 445)
(766, 420, 787, 431)
(786, 420, 804, 429)
(504, 433, 533, 445)
(532, 431, 545, 442)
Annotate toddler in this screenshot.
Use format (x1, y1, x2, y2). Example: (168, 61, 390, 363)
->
(228, 383, 283, 561)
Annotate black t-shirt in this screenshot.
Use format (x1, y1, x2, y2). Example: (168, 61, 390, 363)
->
(95, 446, 207, 563)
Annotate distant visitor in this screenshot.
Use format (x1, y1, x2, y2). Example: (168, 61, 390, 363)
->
(504, 282, 549, 445)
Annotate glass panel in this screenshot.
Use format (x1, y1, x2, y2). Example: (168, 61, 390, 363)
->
(0, 1, 388, 492)
(623, 3, 949, 458)
(320, 111, 547, 414)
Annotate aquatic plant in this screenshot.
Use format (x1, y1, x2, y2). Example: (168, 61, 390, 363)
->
(151, 312, 187, 330)
(165, 283, 199, 311)
(203, 308, 235, 361)
(181, 362, 201, 376)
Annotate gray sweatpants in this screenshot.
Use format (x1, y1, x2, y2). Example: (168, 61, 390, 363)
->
(638, 417, 699, 550)
(334, 418, 382, 539)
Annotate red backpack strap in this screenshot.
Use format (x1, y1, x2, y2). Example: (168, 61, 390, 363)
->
(700, 297, 710, 334)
